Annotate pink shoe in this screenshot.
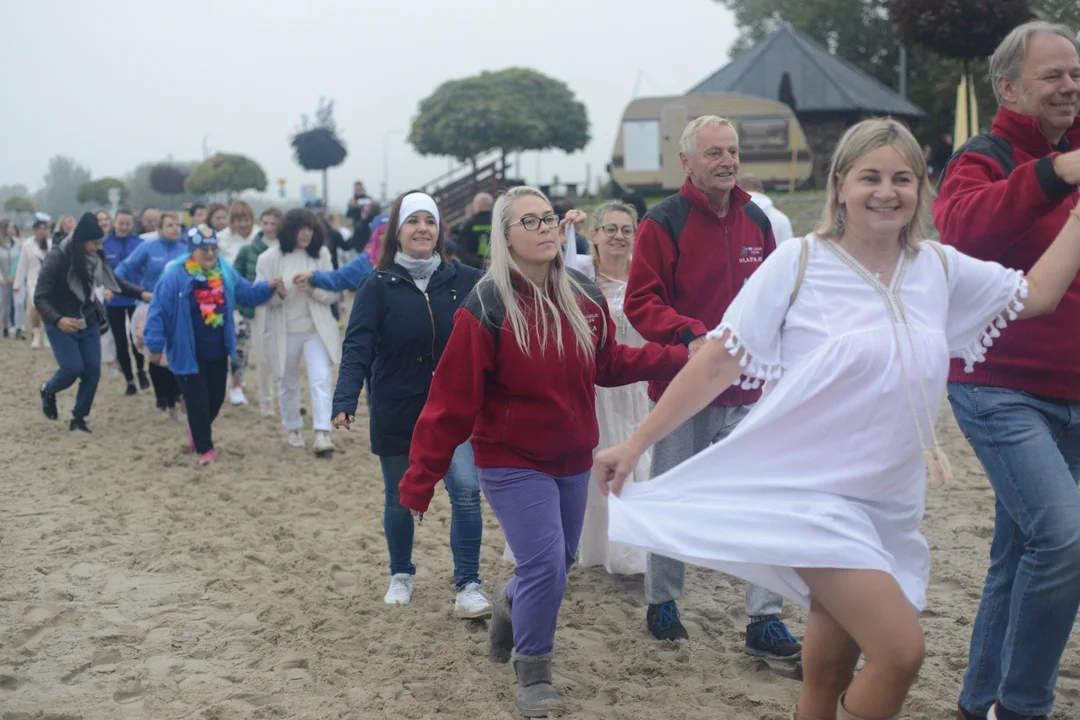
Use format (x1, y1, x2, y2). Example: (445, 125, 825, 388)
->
(186, 427, 195, 454)
(198, 449, 218, 466)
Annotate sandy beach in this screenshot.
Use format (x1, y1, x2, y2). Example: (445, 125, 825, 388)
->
(2, 332, 1080, 720)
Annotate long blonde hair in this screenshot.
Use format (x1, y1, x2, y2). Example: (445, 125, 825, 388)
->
(816, 118, 932, 252)
(480, 186, 600, 357)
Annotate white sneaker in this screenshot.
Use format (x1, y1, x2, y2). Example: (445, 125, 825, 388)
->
(30, 330, 41, 349)
(287, 430, 305, 448)
(109, 366, 121, 380)
(454, 582, 492, 619)
(229, 387, 248, 406)
(313, 431, 334, 455)
(384, 574, 414, 605)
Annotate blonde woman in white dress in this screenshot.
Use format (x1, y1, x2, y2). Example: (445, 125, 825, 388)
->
(256, 208, 340, 456)
(576, 202, 651, 575)
(595, 119, 1080, 720)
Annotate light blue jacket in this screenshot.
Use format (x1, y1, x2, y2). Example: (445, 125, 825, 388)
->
(115, 237, 187, 292)
(143, 256, 274, 376)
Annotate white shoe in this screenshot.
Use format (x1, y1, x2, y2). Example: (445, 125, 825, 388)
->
(229, 387, 248, 406)
(454, 582, 492, 619)
(313, 431, 334, 455)
(986, 705, 999, 720)
(109, 366, 121, 380)
(287, 430, 305, 448)
(260, 399, 275, 418)
(30, 330, 41, 349)
(384, 574, 414, 605)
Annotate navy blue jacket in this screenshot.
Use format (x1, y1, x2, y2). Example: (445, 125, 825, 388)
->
(333, 260, 483, 457)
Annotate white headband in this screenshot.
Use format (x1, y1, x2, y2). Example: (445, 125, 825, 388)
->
(397, 192, 440, 231)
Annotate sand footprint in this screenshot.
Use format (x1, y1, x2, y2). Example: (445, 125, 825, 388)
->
(329, 564, 359, 596)
(276, 656, 312, 682)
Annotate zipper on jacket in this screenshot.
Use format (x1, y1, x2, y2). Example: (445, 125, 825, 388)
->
(382, 269, 438, 372)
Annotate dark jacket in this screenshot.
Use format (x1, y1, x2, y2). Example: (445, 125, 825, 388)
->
(232, 233, 270, 318)
(398, 270, 688, 512)
(933, 107, 1080, 401)
(624, 177, 776, 408)
(34, 247, 144, 326)
(332, 260, 484, 456)
(455, 210, 493, 269)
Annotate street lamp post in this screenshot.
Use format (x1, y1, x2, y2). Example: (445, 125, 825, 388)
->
(382, 129, 405, 203)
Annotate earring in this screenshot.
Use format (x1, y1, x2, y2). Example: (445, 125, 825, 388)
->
(835, 204, 847, 235)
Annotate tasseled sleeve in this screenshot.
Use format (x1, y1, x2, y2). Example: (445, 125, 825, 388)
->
(705, 236, 805, 390)
(937, 242, 1028, 372)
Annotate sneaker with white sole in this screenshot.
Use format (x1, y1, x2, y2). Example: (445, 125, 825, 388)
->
(229, 386, 248, 405)
(287, 430, 306, 448)
(384, 573, 414, 605)
(454, 582, 492, 619)
(313, 431, 334, 455)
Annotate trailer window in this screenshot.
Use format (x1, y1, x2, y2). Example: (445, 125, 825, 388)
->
(739, 118, 789, 149)
(622, 120, 661, 172)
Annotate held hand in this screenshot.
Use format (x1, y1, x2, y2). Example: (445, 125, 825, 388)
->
(57, 317, 81, 333)
(594, 441, 643, 498)
(292, 272, 314, 285)
(688, 336, 707, 358)
(1053, 149, 1080, 186)
(559, 209, 588, 235)
(268, 276, 286, 297)
(149, 352, 164, 366)
(141, 291, 152, 302)
(103, 289, 114, 303)
(332, 412, 353, 430)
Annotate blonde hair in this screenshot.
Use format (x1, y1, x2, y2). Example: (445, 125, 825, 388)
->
(816, 118, 932, 252)
(481, 186, 600, 357)
(588, 202, 638, 271)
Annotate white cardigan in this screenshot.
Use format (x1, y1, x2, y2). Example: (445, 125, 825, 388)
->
(13, 238, 50, 307)
(255, 245, 341, 378)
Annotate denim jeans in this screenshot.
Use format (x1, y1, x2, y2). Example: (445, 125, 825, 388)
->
(949, 383, 1080, 718)
(380, 441, 482, 590)
(44, 323, 102, 420)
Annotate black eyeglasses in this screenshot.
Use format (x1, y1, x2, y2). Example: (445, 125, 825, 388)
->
(511, 214, 559, 231)
(599, 223, 635, 238)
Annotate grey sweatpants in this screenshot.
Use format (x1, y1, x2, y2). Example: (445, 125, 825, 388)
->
(644, 403, 785, 619)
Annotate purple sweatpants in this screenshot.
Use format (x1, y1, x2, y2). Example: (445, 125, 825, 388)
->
(478, 466, 592, 656)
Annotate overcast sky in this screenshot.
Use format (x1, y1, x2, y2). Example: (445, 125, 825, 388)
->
(1, 0, 739, 209)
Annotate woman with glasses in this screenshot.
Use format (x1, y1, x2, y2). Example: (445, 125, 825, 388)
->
(398, 186, 686, 718)
(330, 190, 491, 618)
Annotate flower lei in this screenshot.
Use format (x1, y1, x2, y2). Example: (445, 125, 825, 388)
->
(184, 256, 226, 327)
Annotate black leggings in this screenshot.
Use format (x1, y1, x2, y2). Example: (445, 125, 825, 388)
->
(176, 356, 228, 454)
(149, 363, 182, 409)
(106, 305, 144, 382)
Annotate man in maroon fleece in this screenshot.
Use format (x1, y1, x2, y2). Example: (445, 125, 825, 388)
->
(935, 21, 1080, 720)
(623, 115, 801, 661)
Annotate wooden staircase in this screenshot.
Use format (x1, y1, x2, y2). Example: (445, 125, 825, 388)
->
(421, 153, 520, 228)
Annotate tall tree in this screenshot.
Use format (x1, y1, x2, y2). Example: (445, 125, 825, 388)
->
(712, 0, 1007, 145)
(410, 69, 589, 174)
(126, 161, 200, 210)
(32, 155, 93, 217)
(291, 97, 348, 208)
(76, 178, 129, 207)
(185, 153, 268, 200)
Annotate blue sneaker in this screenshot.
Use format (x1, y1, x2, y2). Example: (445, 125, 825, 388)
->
(647, 601, 689, 641)
(745, 616, 801, 660)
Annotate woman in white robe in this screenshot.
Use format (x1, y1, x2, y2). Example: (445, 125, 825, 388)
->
(594, 119, 1080, 720)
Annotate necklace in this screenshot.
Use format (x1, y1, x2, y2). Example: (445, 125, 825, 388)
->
(823, 240, 953, 485)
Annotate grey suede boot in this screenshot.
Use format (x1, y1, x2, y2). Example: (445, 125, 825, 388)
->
(489, 584, 514, 663)
(511, 650, 564, 717)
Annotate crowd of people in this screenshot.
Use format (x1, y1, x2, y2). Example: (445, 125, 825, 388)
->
(2, 18, 1079, 720)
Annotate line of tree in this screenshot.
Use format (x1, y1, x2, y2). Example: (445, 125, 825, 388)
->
(714, 0, 1079, 145)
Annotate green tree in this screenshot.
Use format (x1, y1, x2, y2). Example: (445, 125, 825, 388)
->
(76, 178, 129, 207)
(1031, 0, 1080, 29)
(3, 196, 35, 226)
(0, 184, 30, 213)
(125, 161, 200, 210)
(409, 69, 589, 172)
(713, 0, 1009, 145)
(291, 97, 348, 208)
(185, 153, 268, 199)
(32, 155, 93, 217)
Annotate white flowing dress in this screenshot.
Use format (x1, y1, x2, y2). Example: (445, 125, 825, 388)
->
(577, 274, 652, 574)
(608, 235, 1026, 611)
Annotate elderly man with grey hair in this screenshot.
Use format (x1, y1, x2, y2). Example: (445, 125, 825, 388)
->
(622, 115, 801, 661)
(139, 208, 160, 240)
(933, 21, 1080, 720)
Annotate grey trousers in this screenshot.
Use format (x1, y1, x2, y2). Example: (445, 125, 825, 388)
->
(644, 403, 785, 618)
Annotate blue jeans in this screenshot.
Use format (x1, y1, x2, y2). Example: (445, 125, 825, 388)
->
(380, 441, 482, 590)
(949, 383, 1080, 718)
(44, 323, 102, 420)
